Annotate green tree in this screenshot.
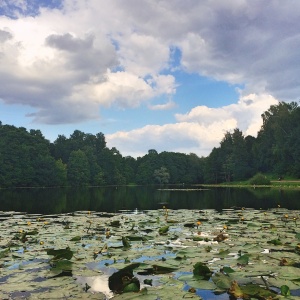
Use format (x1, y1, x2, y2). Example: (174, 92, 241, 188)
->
(231, 129, 253, 180)
(153, 166, 170, 184)
(55, 159, 68, 186)
(67, 150, 91, 186)
(254, 101, 300, 177)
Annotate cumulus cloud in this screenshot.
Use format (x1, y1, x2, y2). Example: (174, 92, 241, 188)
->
(0, 1, 181, 124)
(175, 93, 278, 136)
(0, 0, 298, 156)
(106, 119, 238, 158)
(0, 29, 12, 42)
(149, 100, 176, 111)
(106, 93, 279, 158)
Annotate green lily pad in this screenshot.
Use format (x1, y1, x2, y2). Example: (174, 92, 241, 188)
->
(70, 236, 81, 241)
(126, 235, 147, 241)
(281, 285, 291, 296)
(158, 225, 169, 235)
(240, 283, 277, 298)
(237, 254, 250, 265)
(123, 281, 140, 293)
(0, 248, 10, 259)
(108, 263, 140, 293)
(185, 279, 217, 290)
(122, 236, 131, 248)
(212, 272, 232, 290)
(193, 262, 212, 279)
(47, 247, 73, 260)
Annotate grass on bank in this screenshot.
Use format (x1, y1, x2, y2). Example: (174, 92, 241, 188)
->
(200, 173, 300, 189)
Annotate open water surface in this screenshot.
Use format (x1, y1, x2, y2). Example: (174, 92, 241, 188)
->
(0, 185, 300, 214)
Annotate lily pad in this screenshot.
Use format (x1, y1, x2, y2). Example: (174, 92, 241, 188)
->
(47, 247, 73, 260)
(193, 262, 212, 279)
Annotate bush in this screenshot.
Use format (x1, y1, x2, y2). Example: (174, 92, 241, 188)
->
(249, 173, 271, 185)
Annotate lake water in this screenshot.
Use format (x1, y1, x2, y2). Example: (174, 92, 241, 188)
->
(0, 185, 300, 214)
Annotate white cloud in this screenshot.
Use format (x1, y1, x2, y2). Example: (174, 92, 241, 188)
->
(116, 33, 170, 76)
(106, 119, 238, 158)
(0, 1, 181, 124)
(90, 70, 153, 108)
(175, 93, 278, 136)
(149, 100, 176, 111)
(0, 0, 299, 153)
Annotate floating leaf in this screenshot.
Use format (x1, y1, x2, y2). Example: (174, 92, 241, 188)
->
(122, 236, 131, 248)
(280, 285, 291, 297)
(138, 264, 177, 275)
(0, 248, 10, 259)
(185, 279, 216, 290)
(242, 284, 278, 298)
(70, 236, 81, 241)
(123, 280, 140, 293)
(108, 263, 140, 293)
(49, 270, 73, 278)
(126, 235, 147, 241)
(47, 247, 73, 260)
(110, 220, 121, 227)
(222, 266, 235, 274)
(217, 249, 230, 257)
(192, 236, 203, 241)
(268, 239, 282, 245)
(212, 273, 232, 290)
(158, 225, 169, 235)
(237, 254, 250, 265)
(228, 281, 244, 298)
(51, 259, 73, 271)
(183, 223, 195, 228)
(143, 279, 153, 286)
(193, 262, 212, 280)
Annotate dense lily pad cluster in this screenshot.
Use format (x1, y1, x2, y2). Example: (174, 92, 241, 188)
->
(0, 207, 300, 299)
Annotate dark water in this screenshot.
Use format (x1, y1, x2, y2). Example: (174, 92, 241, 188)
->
(0, 185, 299, 214)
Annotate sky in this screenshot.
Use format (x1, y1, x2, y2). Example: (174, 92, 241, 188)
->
(0, 0, 299, 158)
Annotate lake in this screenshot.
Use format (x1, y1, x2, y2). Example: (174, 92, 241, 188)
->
(0, 185, 300, 214)
(1, 185, 300, 299)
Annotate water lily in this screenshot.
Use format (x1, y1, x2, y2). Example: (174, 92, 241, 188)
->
(220, 225, 227, 232)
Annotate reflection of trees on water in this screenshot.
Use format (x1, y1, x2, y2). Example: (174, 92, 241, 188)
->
(0, 188, 67, 214)
(0, 186, 300, 214)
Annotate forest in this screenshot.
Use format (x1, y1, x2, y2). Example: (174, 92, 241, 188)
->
(0, 101, 299, 188)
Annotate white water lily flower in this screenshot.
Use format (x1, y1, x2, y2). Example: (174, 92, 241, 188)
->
(75, 275, 114, 299)
(197, 241, 218, 246)
(261, 249, 270, 254)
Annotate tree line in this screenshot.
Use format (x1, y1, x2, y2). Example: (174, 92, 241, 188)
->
(0, 101, 299, 187)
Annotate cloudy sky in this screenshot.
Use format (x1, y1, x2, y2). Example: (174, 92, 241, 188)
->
(0, 0, 298, 158)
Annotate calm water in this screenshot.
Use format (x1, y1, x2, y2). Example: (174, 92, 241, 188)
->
(0, 185, 299, 214)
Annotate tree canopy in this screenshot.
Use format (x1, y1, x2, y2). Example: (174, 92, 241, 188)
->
(0, 101, 299, 187)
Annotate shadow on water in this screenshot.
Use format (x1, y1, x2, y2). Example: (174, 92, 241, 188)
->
(0, 185, 300, 214)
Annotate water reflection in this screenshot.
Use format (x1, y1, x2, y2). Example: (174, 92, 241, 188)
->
(0, 186, 299, 214)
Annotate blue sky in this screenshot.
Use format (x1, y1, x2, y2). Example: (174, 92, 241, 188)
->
(1, 0, 298, 157)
